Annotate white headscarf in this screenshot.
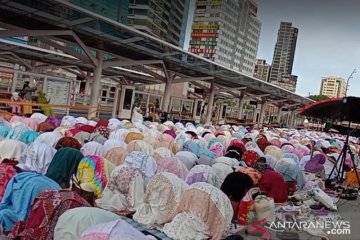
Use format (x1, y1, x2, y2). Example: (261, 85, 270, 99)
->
(54, 207, 119, 240)
(80, 141, 106, 157)
(175, 151, 197, 170)
(18, 142, 56, 174)
(75, 117, 88, 125)
(133, 172, 188, 229)
(212, 156, 239, 185)
(0, 139, 26, 162)
(61, 116, 76, 128)
(34, 132, 62, 147)
(185, 164, 221, 188)
(109, 129, 129, 142)
(80, 219, 150, 240)
(108, 118, 122, 132)
(30, 113, 47, 124)
(131, 107, 143, 123)
(88, 120, 97, 127)
(103, 139, 127, 152)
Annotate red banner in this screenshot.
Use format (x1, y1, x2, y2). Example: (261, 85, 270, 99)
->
(191, 32, 217, 38)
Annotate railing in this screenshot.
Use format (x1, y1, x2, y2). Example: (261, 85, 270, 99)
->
(0, 99, 113, 118)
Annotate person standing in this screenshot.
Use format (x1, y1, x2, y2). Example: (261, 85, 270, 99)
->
(9, 92, 22, 115)
(20, 81, 38, 117)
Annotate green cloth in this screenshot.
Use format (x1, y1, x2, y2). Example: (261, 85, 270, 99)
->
(37, 91, 54, 116)
(45, 147, 84, 188)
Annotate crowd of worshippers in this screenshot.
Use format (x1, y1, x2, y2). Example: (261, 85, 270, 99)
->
(0, 112, 358, 240)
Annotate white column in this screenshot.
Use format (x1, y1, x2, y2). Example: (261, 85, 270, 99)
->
(88, 51, 103, 119)
(205, 82, 215, 124)
(11, 71, 18, 93)
(258, 102, 267, 126)
(277, 105, 282, 123)
(289, 110, 296, 128)
(238, 96, 245, 119)
(161, 73, 172, 112)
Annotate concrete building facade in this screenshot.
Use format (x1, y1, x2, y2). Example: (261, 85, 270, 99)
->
(70, 0, 129, 24)
(189, 0, 261, 75)
(320, 76, 347, 98)
(269, 22, 298, 92)
(254, 59, 270, 81)
(128, 0, 190, 48)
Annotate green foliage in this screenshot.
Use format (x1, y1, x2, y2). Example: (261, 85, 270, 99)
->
(217, 98, 237, 107)
(308, 95, 329, 101)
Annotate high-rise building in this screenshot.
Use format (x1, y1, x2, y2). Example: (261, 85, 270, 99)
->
(70, 0, 190, 48)
(320, 76, 347, 98)
(254, 59, 270, 81)
(269, 22, 298, 92)
(70, 0, 129, 24)
(128, 0, 190, 48)
(189, 0, 261, 75)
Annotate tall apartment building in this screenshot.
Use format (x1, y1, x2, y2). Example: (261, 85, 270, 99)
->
(70, 0, 190, 48)
(128, 0, 190, 48)
(269, 22, 298, 92)
(320, 76, 347, 98)
(189, 0, 261, 75)
(254, 59, 270, 81)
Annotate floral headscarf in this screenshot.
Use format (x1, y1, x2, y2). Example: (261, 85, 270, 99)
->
(163, 182, 233, 240)
(133, 172, 188, 229)
(185, 164, 221, 188)
(156, 157, 189, 180)
(242, 150, 260, 166)
(152, 147, 174, 161)
(209, 142, 224, 157)
(97, 165, 145, 212)
(124, 151, 157, 178)
(104, 147, 128, 166)
(126, 140, 153, 156)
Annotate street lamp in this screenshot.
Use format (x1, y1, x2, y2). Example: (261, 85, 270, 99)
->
(345, 69, 356, 97)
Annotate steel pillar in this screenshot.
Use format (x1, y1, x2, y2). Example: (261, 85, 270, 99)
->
(88, 51, 103, 119)
(205, 82, 215, 124)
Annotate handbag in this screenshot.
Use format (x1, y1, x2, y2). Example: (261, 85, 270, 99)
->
(71, 176, 96, 206)
(254, 194, 275, 222)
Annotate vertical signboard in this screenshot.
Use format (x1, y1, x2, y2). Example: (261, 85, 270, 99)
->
(46, 78, 70, 114)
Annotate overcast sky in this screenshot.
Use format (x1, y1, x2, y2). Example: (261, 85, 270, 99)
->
(256, 0, 360, 96)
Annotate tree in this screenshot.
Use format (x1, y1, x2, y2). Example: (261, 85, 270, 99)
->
(308, 95, 329, 101)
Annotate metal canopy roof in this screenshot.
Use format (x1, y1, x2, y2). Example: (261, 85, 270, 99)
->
(0, 0, 313, 106)
(0, 39, 161, 85)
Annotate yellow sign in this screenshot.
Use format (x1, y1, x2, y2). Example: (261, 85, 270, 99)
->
(192, 24, 219, 30)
